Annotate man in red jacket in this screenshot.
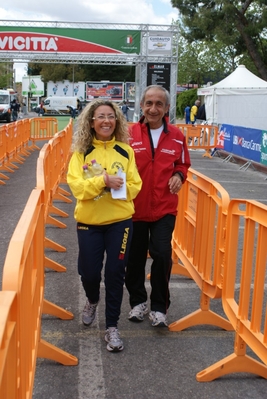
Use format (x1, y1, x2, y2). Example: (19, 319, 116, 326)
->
(125, 85, 191, 327)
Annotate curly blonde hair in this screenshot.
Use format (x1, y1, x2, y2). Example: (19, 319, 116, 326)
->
(72, 99, 130, 153)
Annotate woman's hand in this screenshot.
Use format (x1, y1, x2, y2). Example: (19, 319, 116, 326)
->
(104, 173, 124, 190)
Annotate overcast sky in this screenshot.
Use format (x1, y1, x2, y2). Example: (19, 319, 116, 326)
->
(0, 0, 178, 81)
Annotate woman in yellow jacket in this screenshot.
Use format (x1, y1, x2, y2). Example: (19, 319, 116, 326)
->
(67, 99, 142, 352)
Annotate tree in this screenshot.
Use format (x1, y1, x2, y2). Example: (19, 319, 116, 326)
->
(176, 88, 198, 118)
(177, 29, 237, 86)
(171, 0, 267, 80)
(0, 63, 13, 88)
(27, 63, 135, 83)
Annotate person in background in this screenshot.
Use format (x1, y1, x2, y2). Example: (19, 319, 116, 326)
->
(67, 99, 142, 352)
(190, 99, 200, 124)
(38, 101, 45, 116)
(67, 104, 76, 119)
(196, 102, 206, 122)
(184, 104, 191, 124)
(77, 99, 83, 115)
(125, 85, 191, 327)
(11, 99, 20, 121)
(121, 100, 129, 121)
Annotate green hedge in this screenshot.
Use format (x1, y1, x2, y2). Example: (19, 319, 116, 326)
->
(176, 88, 198, 119)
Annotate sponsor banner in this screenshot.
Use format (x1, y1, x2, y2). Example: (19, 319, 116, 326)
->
(261, 131, 267, 166)
(22, 75, 44, 96)
(221, 124, 261, 163)
(0, 27, 140, 54)
(232, 126, 261, 163)
(147, 34, 172, 56)
(47, 81, 85, 100)
(218, 124, 233, 151)
(86, 82, 124, 102)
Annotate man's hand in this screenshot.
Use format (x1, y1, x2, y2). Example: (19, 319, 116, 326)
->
(168, 174, 182, 194)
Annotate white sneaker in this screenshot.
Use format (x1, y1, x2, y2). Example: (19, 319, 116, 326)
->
(82, 299, 98, 326)
(149, 311, 168, 327)
(105, 327, 124, 352)
(128, 302, 148, 322)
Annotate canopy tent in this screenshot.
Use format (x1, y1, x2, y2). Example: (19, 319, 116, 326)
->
(198, 65, 267, 130)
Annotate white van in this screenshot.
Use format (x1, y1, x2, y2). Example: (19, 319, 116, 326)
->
(0, 89, 11, 123)
(42, 96, 78, 114)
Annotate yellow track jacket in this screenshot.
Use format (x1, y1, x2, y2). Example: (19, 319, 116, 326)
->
(67, 137, 142, 225)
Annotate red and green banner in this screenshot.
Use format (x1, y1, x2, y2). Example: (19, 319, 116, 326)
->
(0, 27, 140, 54)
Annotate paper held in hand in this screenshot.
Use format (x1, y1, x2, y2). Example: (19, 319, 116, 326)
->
(111, 168, 127, 200)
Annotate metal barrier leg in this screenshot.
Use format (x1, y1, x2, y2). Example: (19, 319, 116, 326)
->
(196, 332, 267, 381)
(239, 160, 256, 171)
(196, 352, 267, 382)
(45, 256, 66, 272)
(38, 339, 78, 366)
(169, 293, 232, 332)
(45, 237, 66, 252)
(0, 172, 9, 180)
(43, 299, 74, 320)
(223, 154, 235, 163)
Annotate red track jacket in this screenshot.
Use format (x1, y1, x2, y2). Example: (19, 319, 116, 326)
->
(130, 116, 191, 222)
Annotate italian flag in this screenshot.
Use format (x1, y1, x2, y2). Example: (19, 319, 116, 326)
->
(127, 35, 133, 44)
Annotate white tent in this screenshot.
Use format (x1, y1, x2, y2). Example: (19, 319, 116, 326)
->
(198, 65, 267, 130)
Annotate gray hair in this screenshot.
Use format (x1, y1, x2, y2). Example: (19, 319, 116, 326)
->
(140, 85, 170, 106)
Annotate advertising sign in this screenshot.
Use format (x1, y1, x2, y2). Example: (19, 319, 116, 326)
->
(125, 82, 135, 101)
(261, 131, 267, 166)
(47, 81, 85, 100)
(221, 124, 261, 163)
(0, 27, 140, 54)
(86, 82, 124, 102)
(22, 75, 44, 96)
(147, 34, 172, 56)
(218, 124, 233, 152)
(232, 126, 261, 163)
(147, 63, 171, 92)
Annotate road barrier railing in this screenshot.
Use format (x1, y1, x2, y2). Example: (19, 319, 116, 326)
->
(29, 117, 58, 150)
(36, 121, 73, 273)
(0, 118, 60, 185)
(169, 168, 232, 332)
(0, 124, 11, 185)
(0, 291, 17, 398)
(197, 199, 267, 381)
(176, 123, 218, 158)
(1, 188, 78, 398)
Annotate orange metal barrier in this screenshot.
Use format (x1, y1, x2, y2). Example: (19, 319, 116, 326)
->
(0, 124, 11, 185)
(36, 121, 73, 272)
(176, 123, 218, 158)
(5, 123, 23, 171)
(58, 120, 73, 184)
(169, 168, 232, 332)
(197, 199, 267, 381)
(30, 117, 58, 150)
(0, 291, 18, 399)
(47, 129, 73, 206)
(16, 119, 31, 157)
(2, 188, 77, 398)
(1, 118, 58, 184)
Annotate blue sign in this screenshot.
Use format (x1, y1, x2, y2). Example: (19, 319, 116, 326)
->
(220, 124, 261, 163)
